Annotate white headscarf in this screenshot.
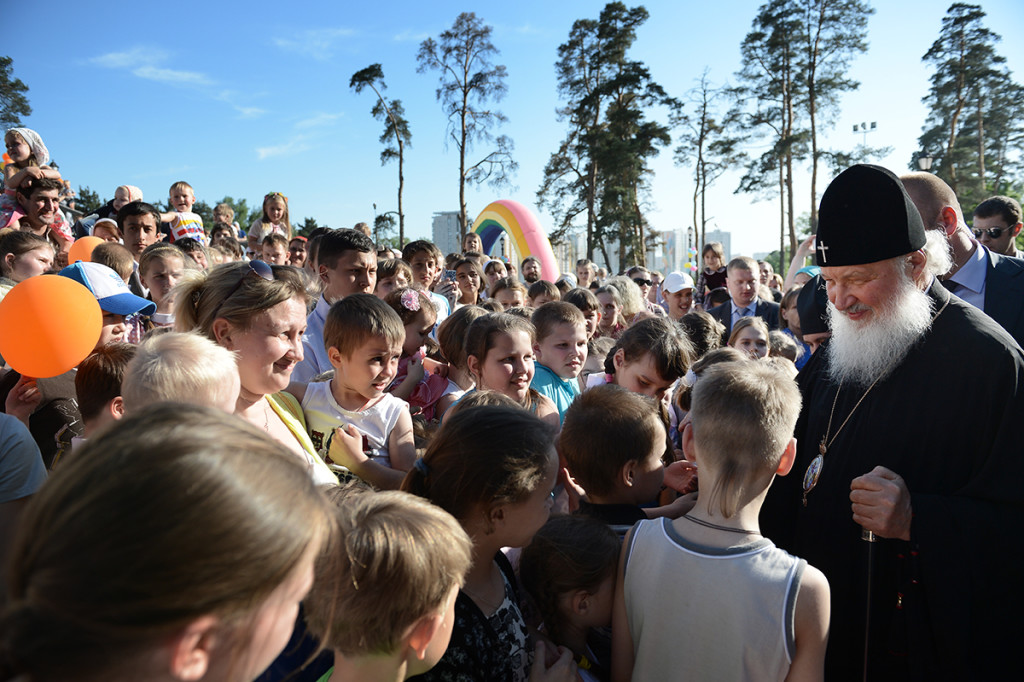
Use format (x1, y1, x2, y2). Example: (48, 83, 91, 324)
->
(6, 127, 49, 166)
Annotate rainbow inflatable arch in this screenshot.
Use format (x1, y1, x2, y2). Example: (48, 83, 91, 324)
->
(472, 200, 559, 281)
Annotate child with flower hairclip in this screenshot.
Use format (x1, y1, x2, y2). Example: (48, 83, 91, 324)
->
(383, 287, 451, 420)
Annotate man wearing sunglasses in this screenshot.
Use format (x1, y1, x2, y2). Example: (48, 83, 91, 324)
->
(972, 195, 1023, 259)
(902, 174, 1024, 348)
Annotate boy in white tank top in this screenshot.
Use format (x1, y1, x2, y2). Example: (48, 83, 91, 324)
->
(611, 361, 830, 682)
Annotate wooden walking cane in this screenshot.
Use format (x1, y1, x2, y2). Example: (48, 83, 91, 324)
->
(861, 529, 877, 682)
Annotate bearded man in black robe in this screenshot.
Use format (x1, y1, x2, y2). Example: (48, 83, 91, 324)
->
(761, 164, 1024, 681)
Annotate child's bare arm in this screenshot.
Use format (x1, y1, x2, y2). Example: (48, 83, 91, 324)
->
(390, 357, 424, 400)
(610, 526, 636, 682)
(387, 407, 417, 473)
(536, 395, 561, 429)
(5, 165, 60, 189)
(435, 392, 458, 420)
(642, 491, 697, 520)
(159, 211, 177, 223)
(328, 424, 407, 490)
(784, 564, 830, 682)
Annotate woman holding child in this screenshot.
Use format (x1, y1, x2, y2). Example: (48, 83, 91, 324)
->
(175, 260, 336, 485)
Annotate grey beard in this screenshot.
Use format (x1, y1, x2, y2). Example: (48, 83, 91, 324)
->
(826, 277, 934, 388)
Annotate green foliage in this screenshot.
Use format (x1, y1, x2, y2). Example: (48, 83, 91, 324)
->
(374, 213, 397, 244)
(350, 63, 411, 247)
(76, 186, 104, 214)
(537, 2, 675, 267)
(192, 200, 214, 229)
(674, 70, 746, 250)
(297, 216, 319, 236)
(0, 56, 30, 131)
(915, 3, 1023, 209)
(216, 196, 261, 229)
(418, 12, 517, 234)
(733, 0, 872, 263)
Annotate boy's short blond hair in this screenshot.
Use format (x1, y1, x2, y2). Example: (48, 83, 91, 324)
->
(262, 233, 289, 250)
(768, 330, 801, 363)
(90, 242, 135, 281)
(169, 180, 193, 194)
(121, 332, 239, 412)
(306, 488, 472, 656)
(689, 361, 801, 518)
(531, 301, 585, 342)
(323, 293, 405, 359)
(213, 202, 234, 221)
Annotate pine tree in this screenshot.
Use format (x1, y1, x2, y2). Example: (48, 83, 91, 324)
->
(674, 70, 745, 251)
(0, 56, 30, 131)
(350, 64, 411, 247)
(418, 13, 516, 237)
(918, 3, 1007, 203)
(799, 0, 873, 225)
(537, 2, 674, 267)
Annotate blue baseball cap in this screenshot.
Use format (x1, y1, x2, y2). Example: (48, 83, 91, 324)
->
(59, 261, 156, 316)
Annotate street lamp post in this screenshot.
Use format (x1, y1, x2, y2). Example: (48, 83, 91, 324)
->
(917, 153, 934, 172)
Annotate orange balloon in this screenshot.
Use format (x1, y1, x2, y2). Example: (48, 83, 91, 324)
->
(67, 236, 105, 264)
(0, 275, 102, 378)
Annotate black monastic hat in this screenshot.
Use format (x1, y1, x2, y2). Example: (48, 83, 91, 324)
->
(815, 164, 926, 267)
(797, 274, 829, 335)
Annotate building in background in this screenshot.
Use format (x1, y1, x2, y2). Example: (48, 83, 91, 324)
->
(702, 229, 732, 261)
(431, 211, 462, 256)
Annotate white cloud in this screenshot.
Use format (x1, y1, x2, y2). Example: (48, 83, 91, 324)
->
(235, 106, 267, 119)
(90, 45, 213, 87)
(257, 136, 312, 160)
(393, 29, 429, 42)
(272, 27, 356, 59)
(295, 112, 342, 129)
(515, 23, 542, 35)
(132, 65, 212, 86)
(213, 90, 267, 120)
(89, 47, 168, 69)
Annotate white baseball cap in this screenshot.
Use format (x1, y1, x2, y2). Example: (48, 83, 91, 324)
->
(59, 261, 157, 316)
(662, 271, 695, 294)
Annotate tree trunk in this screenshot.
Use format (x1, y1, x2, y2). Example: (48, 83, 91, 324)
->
(779, 162, 786, 277)
(397, 141, 405, 248)
(586, 160, 598, 259)
(598, 237, 611, 273)
(784, 42, 798, 258)
(808, 1, 823, 225)
(692, 160, 700, 248)
(700, 160, 708, 251)
(976, 91, 986, 196)
(633, 192, 646, 268)
(459, 88, 469, 238)
(946, 30, 967, 195)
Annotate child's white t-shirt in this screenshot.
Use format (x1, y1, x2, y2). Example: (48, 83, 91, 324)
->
(167, 211, 205, 244)
(300, 381, 407, 468)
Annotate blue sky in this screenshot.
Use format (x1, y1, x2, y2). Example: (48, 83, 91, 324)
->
(7, 0, 1023, 260)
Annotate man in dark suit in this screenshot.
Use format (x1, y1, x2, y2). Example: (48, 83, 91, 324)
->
(903, 173, 1024, 348)
(707, 256, 780, 342)
(973, 196, 1023, 259)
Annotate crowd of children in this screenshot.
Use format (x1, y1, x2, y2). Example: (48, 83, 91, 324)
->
(0, 125, 834, 682)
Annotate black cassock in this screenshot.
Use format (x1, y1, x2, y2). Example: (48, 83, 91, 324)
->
(761, 281, 1024, 681)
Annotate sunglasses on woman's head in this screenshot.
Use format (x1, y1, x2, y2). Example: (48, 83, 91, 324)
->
(211, 260, 276, 319)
